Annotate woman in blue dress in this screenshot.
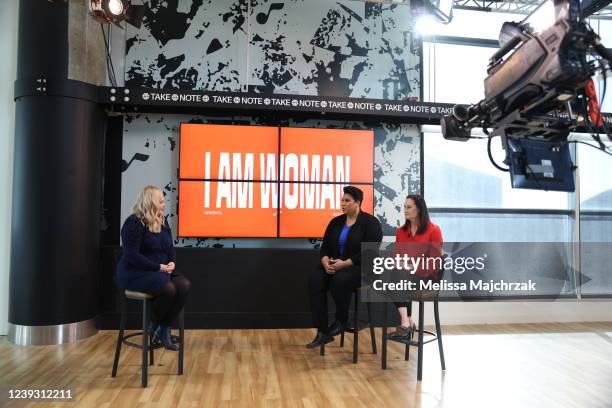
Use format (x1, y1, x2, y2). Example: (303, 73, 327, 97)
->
(116, 185, 191, 350)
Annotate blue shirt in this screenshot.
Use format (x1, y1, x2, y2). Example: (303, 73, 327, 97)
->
(338, 225, 351, 258)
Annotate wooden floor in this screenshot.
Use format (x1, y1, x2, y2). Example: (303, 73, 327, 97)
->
(1, 322, 612, 407)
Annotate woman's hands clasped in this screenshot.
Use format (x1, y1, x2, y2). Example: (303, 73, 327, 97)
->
(159, 262, 176, 274)
(321, 256, 352, 275)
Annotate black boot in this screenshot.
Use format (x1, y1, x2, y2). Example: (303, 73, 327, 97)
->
(306, 331, 334, 349)
(327, 320, 347, 337)
(158, 325, 179, 351)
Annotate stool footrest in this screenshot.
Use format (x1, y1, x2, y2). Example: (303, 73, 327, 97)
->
(384, 329, 438, 347)
(344, 319, 371, 333)
(122, 339, 164, 350)
(121, 331, 164, 350)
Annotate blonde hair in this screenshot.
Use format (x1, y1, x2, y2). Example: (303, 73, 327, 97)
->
(132, 185, 164, 233)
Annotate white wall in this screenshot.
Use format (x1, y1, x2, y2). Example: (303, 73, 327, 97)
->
(0, 0, 19, 336)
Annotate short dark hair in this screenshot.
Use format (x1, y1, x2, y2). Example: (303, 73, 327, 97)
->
(343, 185, 363, 205)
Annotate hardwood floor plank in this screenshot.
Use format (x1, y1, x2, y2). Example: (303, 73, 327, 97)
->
(1, 323, 611, 407)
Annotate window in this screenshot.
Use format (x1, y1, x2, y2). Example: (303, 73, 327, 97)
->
(424, 132, 571, 210)
(421, 13, 580, 297)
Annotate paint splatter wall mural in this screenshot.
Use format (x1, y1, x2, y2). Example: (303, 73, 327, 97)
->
(121, 0, 422, 247)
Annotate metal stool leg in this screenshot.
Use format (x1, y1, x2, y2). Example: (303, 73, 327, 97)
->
(417, 301, 425, 381)
(352, 290, 359, 364)
(405, 301, 412, 360)
(141, 299, 150, 388)
(149, 307, 154, 366)
(320, 343, 325, 356)
(381, 302, 388, 369)
(178, 307, 185, 375)
(406, 322, 415, 361)
(434, 298, 446, 370)
(340, 331, 345, 347)
(367, 301, 376, 354)
(111, 294, 127, 377)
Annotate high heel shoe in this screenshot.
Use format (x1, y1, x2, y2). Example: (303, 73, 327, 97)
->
(388, 325, 410, 339)
(149, 322, 161, 345)
(158, 326, 179, 351)
(389, 323, 417, 342)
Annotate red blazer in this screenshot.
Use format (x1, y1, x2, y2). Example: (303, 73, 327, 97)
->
(395, 222, 444, 279)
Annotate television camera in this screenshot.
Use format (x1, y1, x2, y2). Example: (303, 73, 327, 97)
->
(440, 0, 612, 191)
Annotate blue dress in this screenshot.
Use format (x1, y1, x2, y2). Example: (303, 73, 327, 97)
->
(116, 214, 178, 293)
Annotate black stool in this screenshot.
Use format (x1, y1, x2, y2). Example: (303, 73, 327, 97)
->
(381, 289, 445, 380)
(320, 286, 377, 363)
(111, 289, 185, 387)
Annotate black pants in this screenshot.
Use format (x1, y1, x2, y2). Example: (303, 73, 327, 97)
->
(394, 301, 412, 310)
(151, 274, 191, 326)
(309, 265, 361, 332)
(393, 274, 433, 309)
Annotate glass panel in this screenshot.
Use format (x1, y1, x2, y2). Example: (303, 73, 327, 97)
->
(423, 42, 494, 104)
(427, 9, 524, 40)
(580, 216, 612, 295)
(429, 212, 573, 242)
(430, 213, 576, 296)
(578, 142, 612, 210)
(424, 132, 571, 209)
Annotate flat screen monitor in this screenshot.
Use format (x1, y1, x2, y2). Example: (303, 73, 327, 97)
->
(507, 138, 575, 192)
(178, 124, 375, 238)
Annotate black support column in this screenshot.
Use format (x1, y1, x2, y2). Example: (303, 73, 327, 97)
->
(8, 0, 106, 344)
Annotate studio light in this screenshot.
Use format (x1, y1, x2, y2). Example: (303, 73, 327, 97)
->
(411, 0, 454, 24)
(415, 15, 440, 35)
(107, 0, 124, 16)
(90, 0, 145, 29)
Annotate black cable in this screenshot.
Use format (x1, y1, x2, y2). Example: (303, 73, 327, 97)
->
(486, 133, 509, 172)
(100, 23, 117, 87)
(105, 24, 118, 86)
(100, 24, 115, 86)
(598, 59, 606, 115)
(583, 89, 605, 150)
(108, 25, 119, 85)
(587, 59, 611, 147)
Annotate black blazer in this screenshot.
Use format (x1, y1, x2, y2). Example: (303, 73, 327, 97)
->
(319, 211, 383, 266)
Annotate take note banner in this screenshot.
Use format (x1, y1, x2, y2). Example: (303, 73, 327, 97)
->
(178, 123, 374, 238)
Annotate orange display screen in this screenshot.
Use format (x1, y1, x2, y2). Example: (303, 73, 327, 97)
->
(279, 184, 374, 238)
(178, 124, 374, 238)
(280, 127, 373, 183)
(180, 124, 279, 180)
(178, 181, 278, 237)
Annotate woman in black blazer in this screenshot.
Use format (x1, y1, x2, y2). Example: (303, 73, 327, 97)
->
(307, 185, 383, 349)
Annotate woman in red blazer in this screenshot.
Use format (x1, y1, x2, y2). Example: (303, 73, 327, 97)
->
(389, 194, 443, 340)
